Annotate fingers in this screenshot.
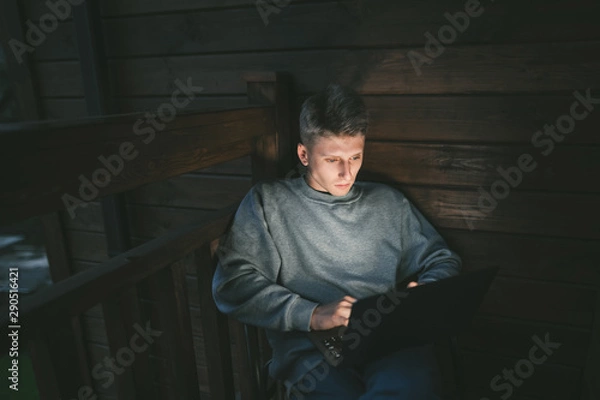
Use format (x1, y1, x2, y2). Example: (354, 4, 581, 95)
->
(406, 281, 419, 288)
(310, 295, 358, 330)
(334, 296, 356, 326)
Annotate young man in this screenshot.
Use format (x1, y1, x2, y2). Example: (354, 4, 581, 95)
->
(212, 84, 461, 399)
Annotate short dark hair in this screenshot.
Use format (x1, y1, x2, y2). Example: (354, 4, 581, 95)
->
(299, 84, 368, 147)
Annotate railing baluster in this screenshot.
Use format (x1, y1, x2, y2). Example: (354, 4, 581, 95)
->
(195, 243, 236, 400)
(101, 292, 143, 399)
(33, 315, 89, 398)
(155, 258, 201, 400)
(28, 332, 61, 400)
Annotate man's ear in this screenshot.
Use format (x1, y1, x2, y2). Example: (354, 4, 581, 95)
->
(297, 142, 309, 166)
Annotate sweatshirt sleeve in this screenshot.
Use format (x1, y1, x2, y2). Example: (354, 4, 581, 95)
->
(212, 186, 318, 332)
(398, 196, 462, 284)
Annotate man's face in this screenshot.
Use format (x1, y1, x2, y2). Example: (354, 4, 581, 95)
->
(297, 134, 365, 196)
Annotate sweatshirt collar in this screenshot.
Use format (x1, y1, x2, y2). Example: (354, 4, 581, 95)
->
(297, 174, 362, 204)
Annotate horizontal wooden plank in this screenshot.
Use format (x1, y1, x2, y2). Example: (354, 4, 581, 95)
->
(109, 42, 600, 96)
(465, 393, 540, 400)
(361, 142, 600, 192)
(19, 0, 263, 19)
(72, 259, 102, 274)
(460, 316, 591, 368)
(463, 351, 581, 400)
(67, 231, 110, 263)
(364, 95, 600, 145)
(99, 0, 276, 16)
(113, 96, 250, 114)
(67, 193, 600, 268)
(66, 225, 227, 264)
(27, 1, 600, 60)
(443, 229, 600, 285)
(98, 0, 600, 58)
(196, 155, 251, 175)
(0, 105, 270, 145)
(123, 205, 210, 240)
(41, 94, 600, 147)
(114, 175, 599, 239)
(61, 201, 216, 238)
(479, 277, 596, 328)
(126, 174, 251, 209)
(41, 97, 87, 119)
(401, 186, 600, 239)
(40, 96, 249, 120)
(29, 19, 78, 61)
(62, 176, 599, 242)
(0, 107, 272, 225)
(34, 41, 600, 97)
(60, 202, 104, 233)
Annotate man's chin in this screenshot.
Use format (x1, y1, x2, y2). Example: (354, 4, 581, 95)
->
(330, 183, 353, 196)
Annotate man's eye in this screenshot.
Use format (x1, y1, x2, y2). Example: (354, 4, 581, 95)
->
(326, 159, 337, 163)
(351, 155, 361, 161)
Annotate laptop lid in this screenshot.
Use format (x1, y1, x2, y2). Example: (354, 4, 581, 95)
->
(309, 266, 498, 367)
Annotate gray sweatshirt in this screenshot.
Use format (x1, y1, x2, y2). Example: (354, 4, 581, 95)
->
(212, 175, 461, 387)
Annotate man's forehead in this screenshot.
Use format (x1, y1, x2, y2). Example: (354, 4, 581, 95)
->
(311, 135, 365, 155)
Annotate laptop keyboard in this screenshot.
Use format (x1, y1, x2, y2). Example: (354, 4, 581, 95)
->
(322, 335, 343, 360)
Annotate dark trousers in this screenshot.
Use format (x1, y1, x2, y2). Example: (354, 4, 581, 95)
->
(288, 344, 442, 400)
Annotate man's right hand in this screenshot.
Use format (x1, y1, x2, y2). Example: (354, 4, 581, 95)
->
(310, 295, 357, 331)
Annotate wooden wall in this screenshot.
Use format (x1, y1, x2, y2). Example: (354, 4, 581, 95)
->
(16, 0, 600, 399)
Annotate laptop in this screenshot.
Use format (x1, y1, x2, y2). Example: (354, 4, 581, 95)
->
(308, 266, 498, 367)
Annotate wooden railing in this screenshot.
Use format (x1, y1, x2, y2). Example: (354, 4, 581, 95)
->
(0, 105, 275, 226)
(0, 73, 293, 399)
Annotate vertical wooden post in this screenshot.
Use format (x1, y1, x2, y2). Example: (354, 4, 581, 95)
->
(245, 71, 296, 181)
(73, 2, 151, 398)
(155, 258, 201, 400)
(0, 0, 40, 121)
(28, 333, 61, 400)
(195, 243, 236, 400)
(239, 72, 295, 399)
(2, 3, 94, 396)
(36, 315, 90, 399)
(581, 290, 600, 400)
(40, 213, 94, 392)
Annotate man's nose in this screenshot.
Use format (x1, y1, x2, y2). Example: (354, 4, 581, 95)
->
(339, 161, 353, 179)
